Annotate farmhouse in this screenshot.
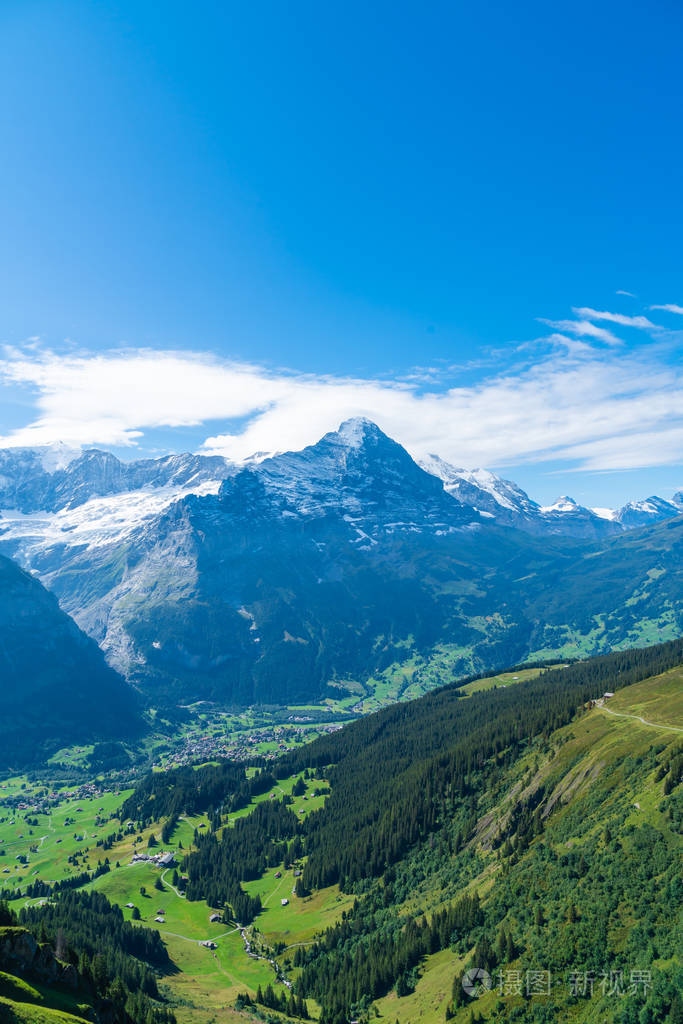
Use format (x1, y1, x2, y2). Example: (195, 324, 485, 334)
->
(131, 849, 176, 867)
(281, 898, 289, 906)
(209, 913, 221, 922)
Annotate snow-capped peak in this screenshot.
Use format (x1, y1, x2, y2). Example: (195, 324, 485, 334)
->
(540, 496, 582, 514)
(37, 442, 81, 473)
(613, 494, 683, 528)
(335, 417, 384, 447)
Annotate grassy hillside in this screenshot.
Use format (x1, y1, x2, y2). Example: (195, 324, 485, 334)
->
(1, 642, 680, 1024)
(371, 666, 682, 1024)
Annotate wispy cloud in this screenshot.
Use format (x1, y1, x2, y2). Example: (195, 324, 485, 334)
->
(616, 290, 635, 297)
(573, 307, 656, 329)
(0, 329, 681, 473)
(650, 303, 683, 315)
(537, 318, 621, 345)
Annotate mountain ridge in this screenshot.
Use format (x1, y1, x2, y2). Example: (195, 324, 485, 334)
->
(1, 418, 681, 532)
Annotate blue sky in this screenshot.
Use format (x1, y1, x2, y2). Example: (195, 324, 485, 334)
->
(1, 0, 682, 506)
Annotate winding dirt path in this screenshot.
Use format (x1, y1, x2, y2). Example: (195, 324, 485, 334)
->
(599, 706, 683, 733)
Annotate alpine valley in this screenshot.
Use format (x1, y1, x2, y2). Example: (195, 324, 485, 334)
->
(0, 421, 682, 1024)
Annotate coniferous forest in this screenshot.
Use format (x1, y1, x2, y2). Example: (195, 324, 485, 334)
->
(81, 636, 681, 1024)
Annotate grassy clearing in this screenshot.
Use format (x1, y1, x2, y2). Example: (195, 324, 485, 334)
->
(159, 928, 276, 1023)
(0, 789, 132, 896)
(458, 666, 548, 695)
(244, 874, 353, 949)
(375, 947, 464, 1023)
(596, 665, 683, 727)
(65, 772, 337, 1019)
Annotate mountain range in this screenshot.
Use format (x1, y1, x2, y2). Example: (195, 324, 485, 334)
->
(1, 422, 681, 530)
(0, 418, 682, 706)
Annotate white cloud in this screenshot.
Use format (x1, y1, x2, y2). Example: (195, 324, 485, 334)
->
(537, 318, 621, 345)
(616, 290, 635, 297)
(650, 303, 683, 315)
(1, 335, 682, 473)
(558, 426, 683, 471)
(573, 307, 656, 329)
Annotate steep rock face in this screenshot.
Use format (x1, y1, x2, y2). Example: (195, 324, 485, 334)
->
(0, 926, 79, 989)
(249, 418, 475, 533)
(0, 554, 140, 766)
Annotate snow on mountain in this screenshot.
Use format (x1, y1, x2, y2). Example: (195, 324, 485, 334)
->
(0, 480, 223, 564)
(36, 441, 81, 473)
(0, 420, 682, 703)
(0, 423, 681, 573)
(244, 418, 474, 532)
(535, 495, 624, 538)
(0, 445, 233, 514)
(419, 455, 539, 519)
(417, 460, 619, 537)
(613, 495, 683, 528)
(592, 507, 618, 521)
(540, 496, 583, 514)
(0, 444, 233, 570)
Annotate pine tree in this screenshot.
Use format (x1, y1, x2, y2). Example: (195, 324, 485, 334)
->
(92, 952, 108, 992)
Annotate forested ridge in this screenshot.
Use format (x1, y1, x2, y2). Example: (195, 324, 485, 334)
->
(276, 638, 683, 890)
(284, 641, 683, 1024)
(170, 637, 682, 1022)
(27, 637, 678, 1024)
(168, 640, 683, 918)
